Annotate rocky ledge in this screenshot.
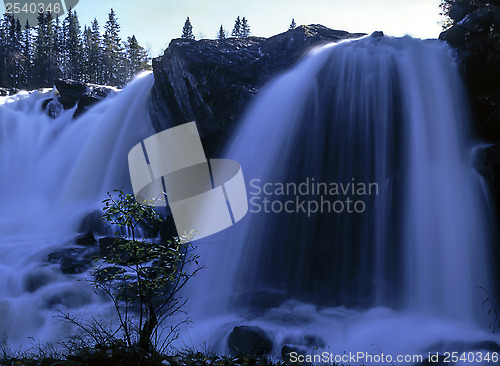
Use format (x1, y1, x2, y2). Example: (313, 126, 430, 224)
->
(53, 79, 118, 117)
(150, 25, 365, 151)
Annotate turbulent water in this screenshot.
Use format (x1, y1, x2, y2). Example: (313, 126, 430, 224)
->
(0, 73, 155, 346)
(0, 35, 498, 362)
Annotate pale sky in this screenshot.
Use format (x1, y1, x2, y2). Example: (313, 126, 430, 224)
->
(2, 0, 445, 56)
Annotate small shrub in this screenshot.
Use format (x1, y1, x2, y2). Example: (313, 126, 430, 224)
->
(62, 190, 202, 364)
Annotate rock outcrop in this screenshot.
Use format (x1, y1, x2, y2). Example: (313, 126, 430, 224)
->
(440, 1, 500, 233)
(227, 326, 273, 356)
(439, 1, 500, 141)
(150, 25, 365, 151)
(54, 79, 118, 117)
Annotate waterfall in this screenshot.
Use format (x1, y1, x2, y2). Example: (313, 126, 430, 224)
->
(0, 73, 155, 345)
(183, 35, 498, 356)
(0, 35, 497, 359)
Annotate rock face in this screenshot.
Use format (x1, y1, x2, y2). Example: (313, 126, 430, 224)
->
(227, 326, 273, 356)
(150, 25, 365, 150)
(440, 2, 500, 249)
(439, 2, 500, 141)
(54, 79, 117, 117)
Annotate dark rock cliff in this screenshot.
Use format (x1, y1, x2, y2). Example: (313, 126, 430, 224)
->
(439, 1, 500, 141)
(149, 25, 365, 150)
(440, 2, 500, 236)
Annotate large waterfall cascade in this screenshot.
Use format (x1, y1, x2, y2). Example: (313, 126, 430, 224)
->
(0, 73, 155, 345)
(0, 35, 498, 360)
(182, 35, 499, 357)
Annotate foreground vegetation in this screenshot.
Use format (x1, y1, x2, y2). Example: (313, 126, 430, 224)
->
(1, 349, 295, 366)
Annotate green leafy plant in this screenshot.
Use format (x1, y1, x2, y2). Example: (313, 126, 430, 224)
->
(63, 190, 202, 363)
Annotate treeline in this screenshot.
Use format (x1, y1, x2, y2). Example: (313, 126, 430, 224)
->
(0, 8, 149, 89)
(182, 16, 298, 40)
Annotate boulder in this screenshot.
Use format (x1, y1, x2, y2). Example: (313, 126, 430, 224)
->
(48, 246, 99, 274)
(227, 325, 273, 356)
(54, 79, 117, 117)
(75, 230, 97, 246)
(150, 25, 364, 153)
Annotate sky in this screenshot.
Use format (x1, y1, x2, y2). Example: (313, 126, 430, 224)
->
(2, 0, 445, 57)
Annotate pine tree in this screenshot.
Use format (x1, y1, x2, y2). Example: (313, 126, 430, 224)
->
(63, 9, 83, 80)
(82, 25, 92, 82)
(241, 17, 250, 38)
(53, 15, 64, 71)
(0, 13, 22, 87)
(88, 19, 102, 84)
(20, 20, 33, 87)
(126, 35, 149, 79)
(102, 8, 125, 85)
(218, 25, 226, 40)
(290, 18, 297, 30)
(34, 12, 58, 87)
(0, 9, 148, 89)
(0, 14, 9, 86)
(7, 18, 23, 87)
(181, 17, 194, 39)
(231, 16, 241, 38)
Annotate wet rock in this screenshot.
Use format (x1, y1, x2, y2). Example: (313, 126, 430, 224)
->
(78, 210, 109, 236)
(48, 246, 99, 274)
(75, 230, 97, 246)
(54, 79, 117, 117)
(227, 325, 273, 356)
(439, 1, 500, 140)
(371, 31, 384, 37)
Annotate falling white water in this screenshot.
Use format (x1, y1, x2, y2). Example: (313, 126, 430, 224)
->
(0, 73, 155, 346)
(0, 36, 497, 362)
(179, 36, 499, 360)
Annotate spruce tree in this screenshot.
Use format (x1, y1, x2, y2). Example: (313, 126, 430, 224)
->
(181, 17, 194, 39)
(63, 9, 83, 80)
(0, 14, 8, 87)
(0, 13, 18, 87)
(89, 19, 102, 84)
(241, 17, 250, 38)
(34, 12, 58, 87)
(21, 20, 33, 87)
(7, 17, 23, 87)
(126, 35, 149, 79)
(290, 18, 297, 30)
(231, 16, 241, 38)
(82, 25, 92, 82)
(102, 8, 125, 85)
(53, 15, 64, 72)
(218, 25, 226, 40)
